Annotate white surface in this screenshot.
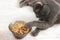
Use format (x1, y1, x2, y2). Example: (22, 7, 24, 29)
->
(0, 0, 60, 40)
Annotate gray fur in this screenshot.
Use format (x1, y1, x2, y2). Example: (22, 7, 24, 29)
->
(19, 0, 60, 36)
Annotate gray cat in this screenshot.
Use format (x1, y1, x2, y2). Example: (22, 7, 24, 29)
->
(19, 0, 60, 36)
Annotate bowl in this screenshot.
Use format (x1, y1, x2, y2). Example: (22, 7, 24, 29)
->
(9, 21, 32, 39)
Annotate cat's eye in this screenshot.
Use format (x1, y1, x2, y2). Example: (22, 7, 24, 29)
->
(36, 2, 43, 6)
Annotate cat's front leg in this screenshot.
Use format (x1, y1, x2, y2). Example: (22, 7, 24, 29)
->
(25, 21, 50, 29)
(31, 28, 41, 36)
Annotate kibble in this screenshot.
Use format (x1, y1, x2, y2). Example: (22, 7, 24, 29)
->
(11, 21, 30, 34)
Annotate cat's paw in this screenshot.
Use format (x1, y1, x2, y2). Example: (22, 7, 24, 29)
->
(31, 31, 38, 37)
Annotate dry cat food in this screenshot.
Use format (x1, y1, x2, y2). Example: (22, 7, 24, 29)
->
(11, 21, 30, 34)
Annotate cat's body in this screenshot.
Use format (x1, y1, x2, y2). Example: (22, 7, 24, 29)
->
(19, 0, 60, 36)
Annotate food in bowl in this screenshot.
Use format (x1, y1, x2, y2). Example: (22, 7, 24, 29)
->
(11, 21, 30, 34)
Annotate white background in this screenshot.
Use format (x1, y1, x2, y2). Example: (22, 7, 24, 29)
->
(0, 0, 60, 40)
